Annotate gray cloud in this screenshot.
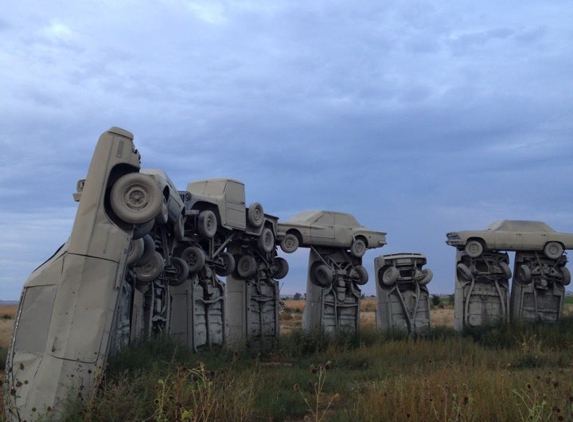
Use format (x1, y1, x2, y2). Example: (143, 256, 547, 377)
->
(1, 0, 572, 298)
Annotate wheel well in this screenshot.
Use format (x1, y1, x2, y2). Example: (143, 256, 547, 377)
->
(193, 202, 220, 220)
(104, 163, 140, 230)
(355, 235, 368, 247)
(545, 241, 564, 248)
(467, 237, 485, 248)
(286, 229, 302, 242)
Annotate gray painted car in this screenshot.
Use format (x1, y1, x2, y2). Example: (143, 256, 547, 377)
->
(446, 220, 573, 259)
(374, 253, 432, 335)
(4, 128, 164, 421)
(278, 210, 387, 257)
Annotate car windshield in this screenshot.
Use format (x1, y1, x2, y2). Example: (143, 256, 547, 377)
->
(287, 211, 322, 223)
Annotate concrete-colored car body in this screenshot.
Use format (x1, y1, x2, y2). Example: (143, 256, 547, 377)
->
(510, 252, 570, 323)
(140, 169, 186, 227)
(446, 220, 573, 259)
(453, 250, 511, 330)
(278, 210, 387, 257)
(374, 253, 432, 334)
(169, 274, 226, 351)
(225, 244, 284, 350)
(4, 128, 161, 421)
(186, 178, 269, 236)
(181, 178, 277, 278)
(303, 248, 366, 333)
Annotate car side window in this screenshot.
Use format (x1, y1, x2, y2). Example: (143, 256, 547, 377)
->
(315, 213, 334, 226)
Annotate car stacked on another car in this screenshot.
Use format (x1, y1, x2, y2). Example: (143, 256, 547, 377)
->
(177, 178, 283, 281)
(446, 220, 573, 259)
(277, 210, 387, 257)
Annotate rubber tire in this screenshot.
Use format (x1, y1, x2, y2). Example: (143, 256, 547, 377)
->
(280, 233, 299, 253)
(135, 234, 156, 267)
(352, 265, 369, 285)
(110, 173, 163, 224)
(257, 227, 275, 253)
(168, 257, 189, 286)
(350, 238, 367, 258)
(419, 268, 433, 286)
(465, 240, 483, 258)
(312, 264, 333, 288)
(156, 201, 169, 224)
(273, 257, 289, 280)
(127, 238, 145, 266)
(198, 210, 217, 238)
(499, 261, 512, 279)
(134, 251, 164, 282)
(561, 267, 571, 286)
(181, 246, 206, 273)
(544, 242, 563, 260)
(133, 219, 155, 240)
(456, 263, 473, 281)
(517, 264, 532, 284)
(215, 252, 236, 277)
(174, 215, 185, 240)
(379, 266, 399, 286)
(247, 202, 264, 227)
(237, 255, 257, 278)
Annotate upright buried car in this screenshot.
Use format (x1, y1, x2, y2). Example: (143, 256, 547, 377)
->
(4, 128, 164, 421)
(446, 220, 573, 259)
(374, 253, 433, 334)
(278, 210, 387, 257)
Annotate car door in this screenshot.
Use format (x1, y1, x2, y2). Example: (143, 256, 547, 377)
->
(494, 229, 523, 250)
(309, 212, 336, 244)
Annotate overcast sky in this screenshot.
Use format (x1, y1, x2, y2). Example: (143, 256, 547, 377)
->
(1, 0, 572, 300)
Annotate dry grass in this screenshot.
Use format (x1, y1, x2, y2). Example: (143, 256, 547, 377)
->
(281, 298, 455, 332)
(0, 304, 16, 349)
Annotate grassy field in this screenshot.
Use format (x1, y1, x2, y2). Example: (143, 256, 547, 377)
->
(2, 301, 573, 421)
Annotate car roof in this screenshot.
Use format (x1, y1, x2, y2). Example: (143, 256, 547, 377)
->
(487, 220, 554, 232)
(287, 210, 360, 226)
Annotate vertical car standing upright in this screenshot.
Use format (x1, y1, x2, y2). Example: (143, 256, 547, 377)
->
(4, 128, 166, 421)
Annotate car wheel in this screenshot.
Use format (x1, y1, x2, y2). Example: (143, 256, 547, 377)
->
(257, 227, 275, 253)
(456, 263, 472, 282)
(351, 265, 369, 285)
(561, 267, 571, 286)
(126, 238, 145, 266)
(464, 240, 483, 258)
(280, 233, 299, 253)
(110, 173, 163, 224)
(197, 210, 217, 238)
(156, 201, 169, 224)
(350, 239, 367, 258)
(237, 255, 257, 278)
(312, 264, 333, 288)
(379, 266, 399, 286)
(517, 264, 532, 284)
(215, 252, 236, 277)
(168, 257, 189, 286)
(133, 219, 155, 240)
(134, 251, 164, 282)
(181, 246, 206, 273)
(135, 234, 156, 267)
(544, 242, 563, 260)
(499, 261, 512, 279)
(272, 257, 289, 280)
(247, 202, 264, 227)
(419, 268, 433, 286)
(174, 215, 185, 240)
